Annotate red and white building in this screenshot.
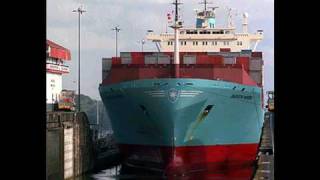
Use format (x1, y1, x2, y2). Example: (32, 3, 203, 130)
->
(46, 40, 71, 106)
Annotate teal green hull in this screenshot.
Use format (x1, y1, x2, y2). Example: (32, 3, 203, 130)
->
(99, 78, 264, 147)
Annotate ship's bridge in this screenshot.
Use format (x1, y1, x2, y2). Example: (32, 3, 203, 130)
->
(146, 4, 263, 53)
(146, 27, 263, 52)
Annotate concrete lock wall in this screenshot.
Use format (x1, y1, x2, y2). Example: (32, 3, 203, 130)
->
(74, 112, 94, 177)
(46, 112, 94, 180)
(47, 128, 64, 180)
(64, 128, 74, 179)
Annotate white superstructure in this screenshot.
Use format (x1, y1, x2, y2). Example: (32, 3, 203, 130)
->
(146, 2, 263, 52)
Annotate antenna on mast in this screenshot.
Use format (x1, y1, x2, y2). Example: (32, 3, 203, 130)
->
(199, 0, 213, 11)
(226, 7, 237, 28)
(171, 0, 183, 26)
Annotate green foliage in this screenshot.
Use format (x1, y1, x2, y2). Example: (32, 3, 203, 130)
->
(75, 94, 112, 131)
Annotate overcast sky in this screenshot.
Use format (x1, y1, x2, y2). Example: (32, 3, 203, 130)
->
(47, 0, 274, 100)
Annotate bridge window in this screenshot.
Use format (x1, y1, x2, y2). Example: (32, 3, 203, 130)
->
(199, 31, 210, 34)
(212, 30, 224, 34)
(186, 30, 198, 34)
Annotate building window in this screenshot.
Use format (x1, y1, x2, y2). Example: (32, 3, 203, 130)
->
(202, 41, 208, 45)
(237, 41, 243, 46)
(184, 41, 187, 45)
(193, 41, 198, 46)
(168, 41, 170, 46)
(224, 41, 229, 46)
(212, 41, 217, 46)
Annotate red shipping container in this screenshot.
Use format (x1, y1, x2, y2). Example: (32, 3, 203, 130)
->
(131, 56, 145, 64)
(236, 57, 250, 71)
(251, 52, 263, 58)
(211, 56, 224, 65)
(112, 57, 121, 65)
(196, 55, 211, 64)
(131, 52, 144, 58)
(102, 67, 139, 85)
(197, 55, 223, 65)
(220, 48, 231, 52)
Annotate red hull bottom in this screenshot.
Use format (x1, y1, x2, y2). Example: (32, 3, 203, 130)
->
(119, 143, 259, 179)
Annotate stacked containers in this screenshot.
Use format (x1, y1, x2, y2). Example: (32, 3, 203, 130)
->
(249, 59, 263, 71)
(196, 54, 212, 64)
(196, 55, 223, 64)
(120, 52, 131, 64)
(249, 51, 263, 86)
(240, 49, 252, 57)
(183, 55, 197, 64)
(251, 52, 263, 58)
(131, 52, 145, 64)
(102, 58, 112, 81)
(156, 53, 171, 64)
(144, 54, 157, 64)
(236, 57, 250, 71)
(223, 57, 236, 64)
(111, 57, 121, 65)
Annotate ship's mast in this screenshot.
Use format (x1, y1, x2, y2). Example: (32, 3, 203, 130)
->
(171, 0, 183, 77)
(199, 0, 213, 11)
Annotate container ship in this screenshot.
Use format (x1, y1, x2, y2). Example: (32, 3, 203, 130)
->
(99, 0, 264, 178)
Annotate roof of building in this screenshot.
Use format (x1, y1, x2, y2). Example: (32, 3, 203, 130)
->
(47, 40, 71, 61)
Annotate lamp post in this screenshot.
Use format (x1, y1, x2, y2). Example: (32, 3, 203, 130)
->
(72, 6, 86, 112)
(141, 39, 145, 52)
(96, 100, 99, 139)
(112, 26, 121, 57)
(137, 39, 145, 52)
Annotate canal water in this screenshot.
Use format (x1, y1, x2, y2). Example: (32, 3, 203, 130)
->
(76, 165, 168, 179)
(75, 166, 120, 180)
(74, 164, 256, 180)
